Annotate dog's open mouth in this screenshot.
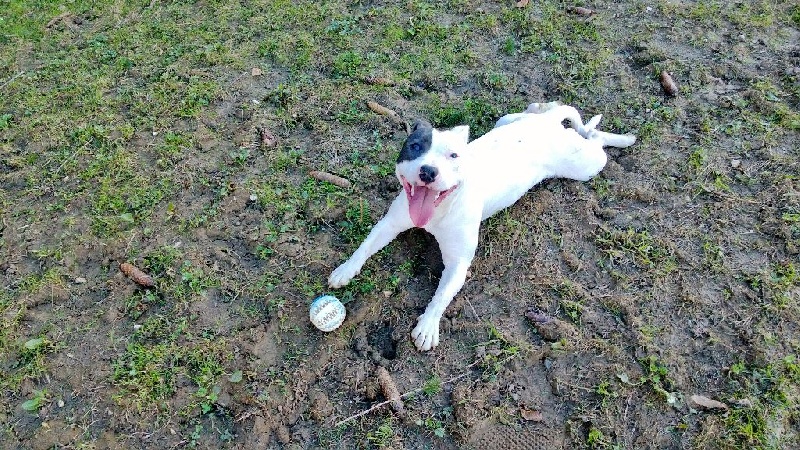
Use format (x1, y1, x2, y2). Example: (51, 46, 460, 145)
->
(401, 176, 458, 227)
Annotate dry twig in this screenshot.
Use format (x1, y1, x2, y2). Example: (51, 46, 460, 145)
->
(363, 76, 395, 86)
(567, 6, 594, 16)
(334, 353, 517, 427)
(0, 71, 25, 91)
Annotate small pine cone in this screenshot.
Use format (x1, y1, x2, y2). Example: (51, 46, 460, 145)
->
(660, 70, 679, 96)
(119, 262, 155, 287)
(376, 366, 405, 415)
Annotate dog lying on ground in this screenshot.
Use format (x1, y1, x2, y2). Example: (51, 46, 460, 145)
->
(329, 102, 636, 351)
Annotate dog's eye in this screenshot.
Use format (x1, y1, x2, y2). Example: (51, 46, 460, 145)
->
(449, 152, 459, 159)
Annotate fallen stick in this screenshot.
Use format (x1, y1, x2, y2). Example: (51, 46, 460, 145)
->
(363, 76, 395, 86)
(567, 6, 594, 16)
(0, 71, 25, 91)
(334, 354, 517, 427)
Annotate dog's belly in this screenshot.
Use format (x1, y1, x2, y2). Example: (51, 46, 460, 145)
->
(467, 124, 592, 220)
(466, 147, 552, 221)
(479, 168, 547, 220)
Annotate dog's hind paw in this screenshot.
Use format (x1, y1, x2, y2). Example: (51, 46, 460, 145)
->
(585, 114, 602, 131)
(328, 262, 359, 288)
(411, 313, 441, 351)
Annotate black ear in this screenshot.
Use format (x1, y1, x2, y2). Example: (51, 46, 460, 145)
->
(398, 119, 433, 163)
(411, 120, 432, 132)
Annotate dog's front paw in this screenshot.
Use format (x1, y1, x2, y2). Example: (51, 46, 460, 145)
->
(328, 262, 358, 288)
(411, 313, 441, 351)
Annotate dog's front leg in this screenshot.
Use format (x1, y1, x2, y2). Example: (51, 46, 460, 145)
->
(329, 197, 411, 288)
(412, 228, 478, 351)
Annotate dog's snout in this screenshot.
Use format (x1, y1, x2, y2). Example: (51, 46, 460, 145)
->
(419, 165, 438, 184)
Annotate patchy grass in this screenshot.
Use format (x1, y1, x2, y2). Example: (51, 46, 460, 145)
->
(716, 357, 800, 449)
(595, 226, 676, 274)
(2, 0, 800, 448)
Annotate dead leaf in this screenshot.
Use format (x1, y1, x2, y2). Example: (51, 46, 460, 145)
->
(532, 318, 576, 342)
(251, 67, 263, 77)
(689, 394, 728, 411)
(516, 0, 529, 7)
(259, 128, 277, 148)
(525, 308, 552, 324)
(46, 12, 74, 29)
(520, 408, 543, 422)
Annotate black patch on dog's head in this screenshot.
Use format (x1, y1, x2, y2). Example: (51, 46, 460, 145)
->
(397, 120, 432, 163)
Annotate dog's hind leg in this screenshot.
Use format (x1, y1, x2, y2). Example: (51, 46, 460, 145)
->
(584, 114, 602, 133)
(557, 141, 608, 181)
(533, 105, 635, 147)
(494, 113, 529, 128)
(534, 104, 597, 136)
(551, 128, 635, 181)
(499, 102, 584, 130)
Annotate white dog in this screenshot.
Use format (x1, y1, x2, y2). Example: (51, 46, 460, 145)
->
(329, 102, 636, 351)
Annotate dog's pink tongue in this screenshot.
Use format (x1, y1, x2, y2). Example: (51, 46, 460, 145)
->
(408, 186, 436, 227)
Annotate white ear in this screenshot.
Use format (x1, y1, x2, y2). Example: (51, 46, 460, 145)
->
(450, 125, 470, 143)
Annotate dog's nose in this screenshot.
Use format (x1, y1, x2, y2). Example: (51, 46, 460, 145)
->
(419, 165, 438, 184)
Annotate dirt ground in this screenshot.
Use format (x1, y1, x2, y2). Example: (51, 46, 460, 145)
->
(1, 1, 799, 449)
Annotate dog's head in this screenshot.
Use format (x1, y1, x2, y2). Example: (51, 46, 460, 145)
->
(396, 120, 469, 227)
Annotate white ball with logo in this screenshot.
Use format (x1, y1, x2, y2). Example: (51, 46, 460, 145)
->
(309, 295, 346, 332)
